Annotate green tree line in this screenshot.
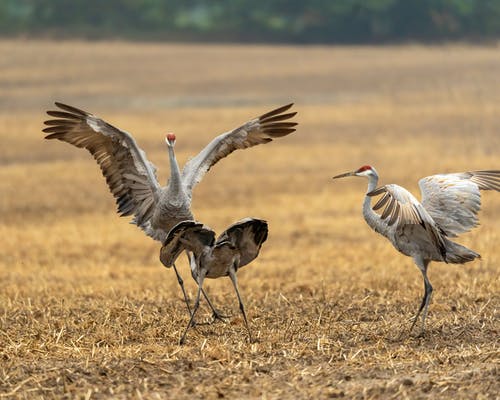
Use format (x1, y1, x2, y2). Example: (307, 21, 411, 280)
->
(1, 0, 500, 43)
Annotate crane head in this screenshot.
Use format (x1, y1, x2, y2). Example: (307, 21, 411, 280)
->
(355, 165, 376, 177)
(165, 133, 176, 147)
(333, 165, 378, 179)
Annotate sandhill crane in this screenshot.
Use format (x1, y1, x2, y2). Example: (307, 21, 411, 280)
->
(43, 102, 295, 318)
(333, 165, 500, 335)
(160, 218, 268, 344)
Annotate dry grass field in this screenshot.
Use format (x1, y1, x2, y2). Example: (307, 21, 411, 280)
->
(1, 40, 499, 399)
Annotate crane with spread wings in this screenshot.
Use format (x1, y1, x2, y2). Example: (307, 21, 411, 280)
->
(43, 102, 296, 318)
(333, 165, 499, 335)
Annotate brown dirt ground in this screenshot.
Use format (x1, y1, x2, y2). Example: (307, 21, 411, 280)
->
(0, 40, 499, 399)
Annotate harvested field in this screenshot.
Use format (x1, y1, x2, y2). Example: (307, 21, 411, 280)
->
(0, 40, 499, 399)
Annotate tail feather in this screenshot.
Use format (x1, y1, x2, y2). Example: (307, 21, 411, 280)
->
(444, 239, 480, 264)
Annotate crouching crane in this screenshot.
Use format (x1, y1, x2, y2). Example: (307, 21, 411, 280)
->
(333, 165, 500, 335)
(160, 218, 268, 344)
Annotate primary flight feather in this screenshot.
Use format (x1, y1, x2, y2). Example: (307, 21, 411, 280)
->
(44, 102, 296, 316)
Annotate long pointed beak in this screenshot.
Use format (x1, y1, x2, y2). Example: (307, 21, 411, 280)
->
(332, 171, 356, 180)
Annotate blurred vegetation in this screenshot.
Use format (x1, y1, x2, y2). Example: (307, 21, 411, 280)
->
(1, 0, 500, 43)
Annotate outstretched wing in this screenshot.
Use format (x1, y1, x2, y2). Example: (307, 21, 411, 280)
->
(181, 104, 297, 195)
(43, 102, 160, 231)
(368, 184, 446, 258)
(159, 221, 215, 268)
(215, 218, 268, 267)
(419, 171, 500, 237)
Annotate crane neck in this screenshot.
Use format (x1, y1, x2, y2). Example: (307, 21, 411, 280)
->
(167, 146, 183, 193)
(366, 173, 379, 195)
(362, 173, 385, 234)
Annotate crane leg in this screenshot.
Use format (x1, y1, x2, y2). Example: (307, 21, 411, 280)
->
(180, 270, 206, 345)
(201, 288, 230, 323)
(419, 275, 433, 334)
(172, 263, 196, 326)
(409, 261, 433, 336)
(186, 252, 228, 323)
(229, 268, 253, 343)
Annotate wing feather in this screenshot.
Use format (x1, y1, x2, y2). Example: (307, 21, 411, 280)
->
(260, 112, 297, 123)
(369, 185, 425, 226)
(181, 104, 297, 195)
(215, 218, 268, 268)
(388, 202, 400, 226)
(43, 102, 161, 230)
(368, 184, 446, 257)
(372, 192, 390, 211)
(419, 171, 500, 237)
(159, 221, 215, 268)
(380, 195, 396, 220)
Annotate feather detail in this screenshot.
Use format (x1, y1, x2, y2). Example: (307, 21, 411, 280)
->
(181, 104, 297, 194)
(44, 102, 160, 238)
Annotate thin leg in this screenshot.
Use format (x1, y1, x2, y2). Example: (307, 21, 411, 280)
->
(409, 290, 427, 333)
(187, 252, 228, 323)
(409, 260, 433, 336)
(172, 263, 192, 316)
(201, 288, 230, 323)
(420, 274, 433, 334)
(180, 270, 206, 345)
(228, 268, 253, 343)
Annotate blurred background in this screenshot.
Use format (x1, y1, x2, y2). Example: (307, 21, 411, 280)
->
(2, 0, 500, 43)
(2, 0, 500, 114)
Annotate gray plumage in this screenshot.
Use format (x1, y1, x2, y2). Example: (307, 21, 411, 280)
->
(44, 102, 296, 242)
(160, 218, 268, 344)
(43, 102, 295, 316)
(333, 165, 500, 335)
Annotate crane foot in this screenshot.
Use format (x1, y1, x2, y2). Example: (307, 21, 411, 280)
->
(210, 310, 230, 323)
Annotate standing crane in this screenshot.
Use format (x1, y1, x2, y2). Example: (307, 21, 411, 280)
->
(43, 102, 296, 318)
(333, 165, 500, 335)
(160, 218, 268, 344)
